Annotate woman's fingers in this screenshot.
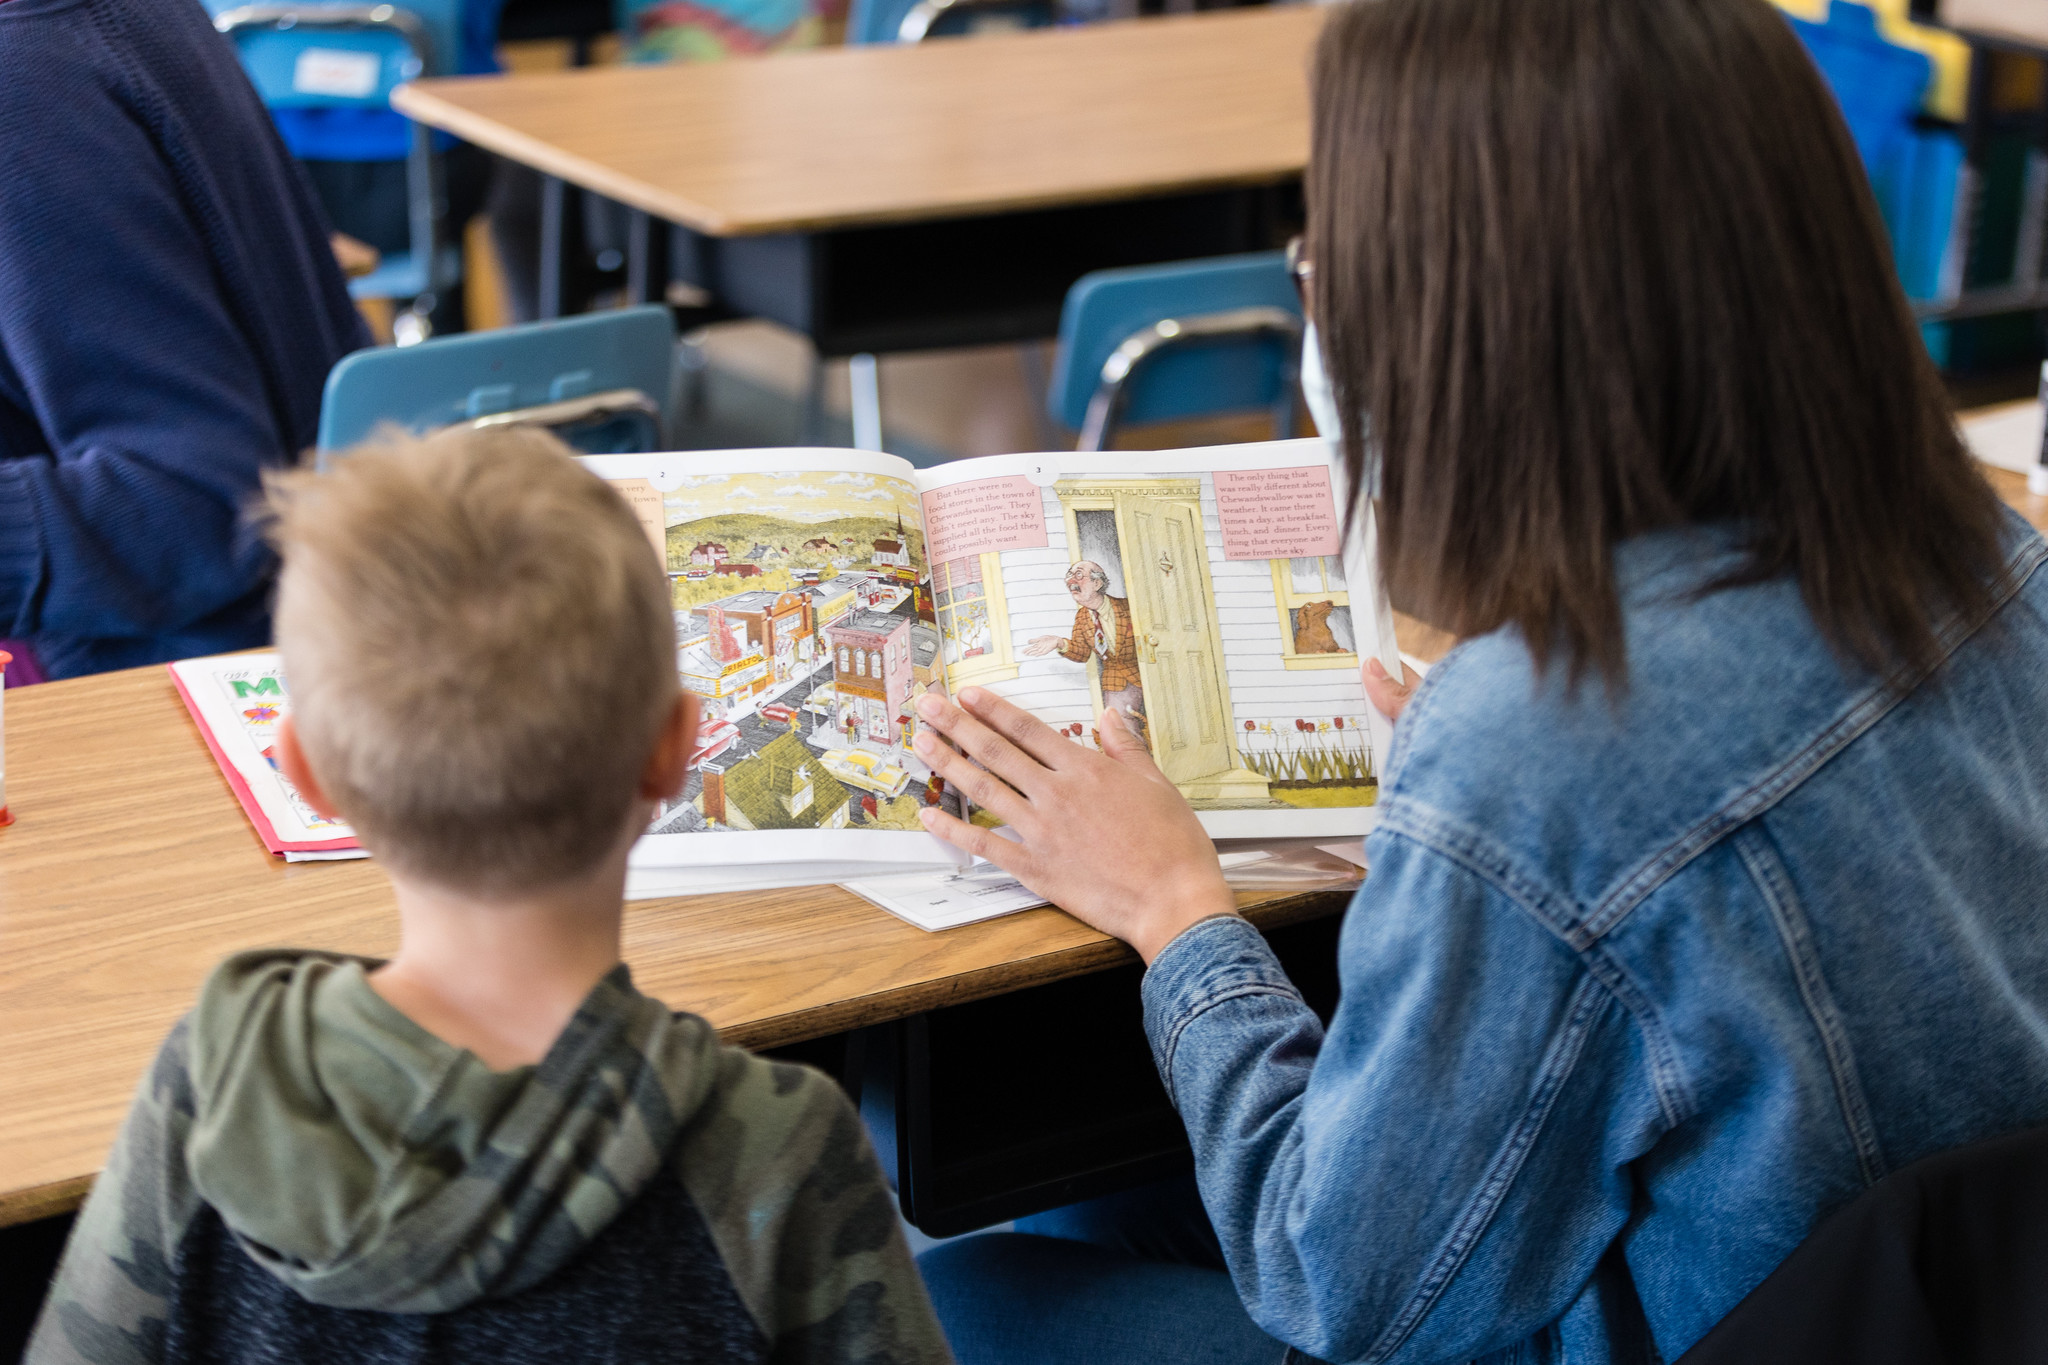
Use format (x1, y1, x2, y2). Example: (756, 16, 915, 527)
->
(955, 686, 1075, 769)
(912, 726, 1033, 826)
(915, 690, 1053, 794)
(917, 805, 1035, 880)
(1097, 708, 1167, 781)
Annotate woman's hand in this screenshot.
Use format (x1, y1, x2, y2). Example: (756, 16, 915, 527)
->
(911, 687, 1237, 964)
(1363, 656, 1419, 722)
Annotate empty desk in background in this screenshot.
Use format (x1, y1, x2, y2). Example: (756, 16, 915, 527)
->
(390, 7, 1322, 354)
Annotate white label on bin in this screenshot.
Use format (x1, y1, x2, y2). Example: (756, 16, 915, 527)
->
(293, 49, 380, 98)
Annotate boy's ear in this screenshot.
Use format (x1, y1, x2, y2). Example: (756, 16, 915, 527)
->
(274, 716, 343, 822)
(641, 692, 698, 802)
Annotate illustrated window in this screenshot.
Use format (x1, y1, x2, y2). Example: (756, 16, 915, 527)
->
(1272, 556, 1357, 670)
(935, 553, 1019, 686)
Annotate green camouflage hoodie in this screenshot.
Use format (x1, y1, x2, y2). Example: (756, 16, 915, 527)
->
(28, 950, 954, 1365)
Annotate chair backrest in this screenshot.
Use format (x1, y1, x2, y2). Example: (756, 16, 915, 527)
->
(1048, 251, 1302, 444)
(317, 305, 678, 461)
(1676, 1123, 2048, 1364)
(846, 0, 1053, 44)
(205, 0, 463, 108)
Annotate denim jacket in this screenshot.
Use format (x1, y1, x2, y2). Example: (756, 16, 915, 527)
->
(1144, 509, 2048, 1365)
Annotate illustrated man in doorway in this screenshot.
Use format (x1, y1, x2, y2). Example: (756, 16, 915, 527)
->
(1023, 561, 1146, 740)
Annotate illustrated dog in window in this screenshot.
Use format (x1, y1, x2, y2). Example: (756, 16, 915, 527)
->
(1294, 599, 1346, 655)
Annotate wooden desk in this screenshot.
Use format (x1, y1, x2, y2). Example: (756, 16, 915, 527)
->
(392, 9, 1320, 350)
(1988, 462, 2048, 533)
(0, 664, 1347, 1229)
(6, 457, 2042, 1230)
(394, 7, 1318, 237)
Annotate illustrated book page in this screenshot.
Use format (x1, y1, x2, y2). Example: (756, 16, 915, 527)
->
(580, 449, 970, 891)
(168, 653, 366, 861)
(918, 439, 1397, 841)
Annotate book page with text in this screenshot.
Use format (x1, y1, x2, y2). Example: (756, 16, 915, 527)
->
(917, 441, 1394, 841)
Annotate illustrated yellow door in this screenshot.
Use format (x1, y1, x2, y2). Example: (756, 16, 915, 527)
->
(1119, 495, 1236, 786)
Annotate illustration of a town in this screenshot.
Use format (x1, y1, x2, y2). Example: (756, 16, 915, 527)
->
(643, 470, 963, 837)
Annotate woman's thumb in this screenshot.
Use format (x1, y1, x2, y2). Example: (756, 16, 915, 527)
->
(1100, 707, 1151, 763)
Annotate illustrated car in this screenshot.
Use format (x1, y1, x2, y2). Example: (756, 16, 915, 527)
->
(694, 718, 740, 763)
(821, 748, 911, 798)
(803, 682, 837, 715)
(759, 702, 797, 725)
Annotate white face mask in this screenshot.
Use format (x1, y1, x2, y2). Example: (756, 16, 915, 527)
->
(1301, 322, 1379, 497)
(1300, 320, 1342, 443)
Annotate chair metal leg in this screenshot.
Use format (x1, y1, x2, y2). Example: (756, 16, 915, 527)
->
(1076, 386, 1120, 452)
(849, 352, 883, 452)
(675, 335, 710, 426)
(392, 304, 433, 348)
(539, 175, 566, 321)
(802, 354, 829, 445)
(1015, 343, 1060, 451)
(627, 208, 672, 306)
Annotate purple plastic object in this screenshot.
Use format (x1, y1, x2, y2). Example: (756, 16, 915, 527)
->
(0, 641, 47, 687)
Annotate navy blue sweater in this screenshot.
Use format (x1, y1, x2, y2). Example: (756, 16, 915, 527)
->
(0, 0, 370, 679)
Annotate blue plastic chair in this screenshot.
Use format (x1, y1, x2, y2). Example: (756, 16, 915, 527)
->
(207, 0, 464, 310)
(1048, 252, 1304, 451)
(318, 305, 678, 461)
(846, 0, 1053, 45)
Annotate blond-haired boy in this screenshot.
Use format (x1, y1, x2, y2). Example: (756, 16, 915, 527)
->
(29, 428, 953, 1365)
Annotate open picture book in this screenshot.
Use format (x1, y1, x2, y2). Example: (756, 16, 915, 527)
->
(173, 440, 1398, 896)
(585, 439, 1400, 898)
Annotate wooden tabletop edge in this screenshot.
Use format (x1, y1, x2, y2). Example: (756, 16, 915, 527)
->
(719, 882, 1357, 1049)
(0, 1175, 95, 1230)
(387, 82, 1303, 237)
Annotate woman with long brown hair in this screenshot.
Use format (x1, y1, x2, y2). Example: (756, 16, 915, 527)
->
(903, 0, 2048, 1361)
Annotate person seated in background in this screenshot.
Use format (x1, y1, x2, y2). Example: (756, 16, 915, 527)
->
(0, 0, 369, 681)
(28, 427, 952, 1365)
(903, 0, 2048, 1360)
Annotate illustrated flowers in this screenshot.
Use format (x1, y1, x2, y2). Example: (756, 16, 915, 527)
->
(1241, 713, 1374, 787)
(242, 705, 281, 723)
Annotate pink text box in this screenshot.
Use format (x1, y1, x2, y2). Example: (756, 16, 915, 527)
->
(920, 475, 1049, 566)
(1214, 465, 1343, 561)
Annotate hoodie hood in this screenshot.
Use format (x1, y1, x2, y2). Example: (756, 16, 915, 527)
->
(184, 950, 720, 1314)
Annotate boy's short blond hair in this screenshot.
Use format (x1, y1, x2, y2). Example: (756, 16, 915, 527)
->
(264, 426, 677, 891)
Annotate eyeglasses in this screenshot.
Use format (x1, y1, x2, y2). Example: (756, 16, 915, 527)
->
(1286, 234, 1314, 316)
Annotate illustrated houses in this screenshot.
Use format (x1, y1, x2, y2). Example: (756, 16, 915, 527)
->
(698, 732, 851, 831)
(828, 610, 912, 750)
(689, 590, 817, 684)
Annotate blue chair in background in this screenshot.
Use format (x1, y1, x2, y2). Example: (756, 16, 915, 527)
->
(318, 305, 678, 462)
(208, 0, 466, 337)
(841, 0, 1064, 449)
(846, 0, 1053, 45)
(1048, 252, 1303, 452)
